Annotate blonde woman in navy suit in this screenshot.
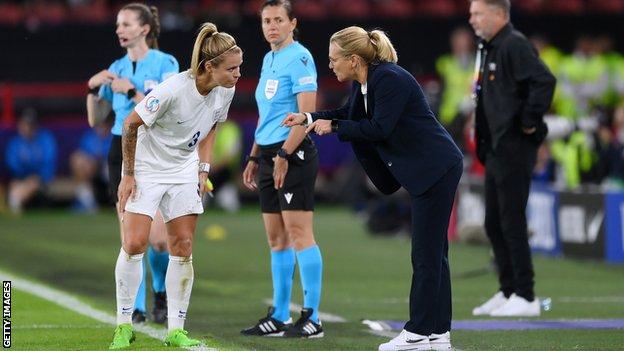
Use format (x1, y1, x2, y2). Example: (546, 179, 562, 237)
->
(284, 26, 463, 351)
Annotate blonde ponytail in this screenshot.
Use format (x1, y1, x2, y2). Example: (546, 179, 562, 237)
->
(369, 30, 398, 63)
(190, 22, 242, 78)
(330, 26, 398, 64)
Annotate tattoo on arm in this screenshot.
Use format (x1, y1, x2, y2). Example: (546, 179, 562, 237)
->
(121, 121, 141, 176)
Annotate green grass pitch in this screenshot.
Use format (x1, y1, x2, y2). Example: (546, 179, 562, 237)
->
(1, 206, 623, 350)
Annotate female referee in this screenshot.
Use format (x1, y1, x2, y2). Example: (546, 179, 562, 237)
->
(240, 0, 324, 339)
(284, 27, 463, 350)
(110, 22, 242, 348)
(86, 3, 177, 325)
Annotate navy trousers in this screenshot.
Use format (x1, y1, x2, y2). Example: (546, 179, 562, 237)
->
(404, 161, 462, 335)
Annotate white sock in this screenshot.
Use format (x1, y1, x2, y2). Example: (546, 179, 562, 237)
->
(115, 248, 144, 325)
(166, 255, 194, 332)
(8, 192, 20, 214)
(76, 183, 96, 209)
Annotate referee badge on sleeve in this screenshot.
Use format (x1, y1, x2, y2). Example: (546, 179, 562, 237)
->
(265, 79, 279, 99)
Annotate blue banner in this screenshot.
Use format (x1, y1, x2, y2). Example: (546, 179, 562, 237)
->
(527, 184, 561, 256)
(604, 192, 624, 263)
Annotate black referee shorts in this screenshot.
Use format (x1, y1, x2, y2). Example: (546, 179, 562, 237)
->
(107, 135, 122, 204)
(258, 138, 318, 213)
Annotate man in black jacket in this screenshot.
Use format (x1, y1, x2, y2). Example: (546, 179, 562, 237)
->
(469, 0, 556, 317)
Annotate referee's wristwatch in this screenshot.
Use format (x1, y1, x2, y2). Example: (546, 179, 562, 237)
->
(246, 155, 260, 164)
(126, 88, 137, 99)
(276, 148, 290, 160)
(87, 86, 99, 95)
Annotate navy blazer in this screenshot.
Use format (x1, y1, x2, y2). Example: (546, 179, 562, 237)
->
(311, 62, 462, 196)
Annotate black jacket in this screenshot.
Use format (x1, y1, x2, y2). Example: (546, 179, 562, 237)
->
(475, 23, 556, 162)
(311, 62, 462, 196)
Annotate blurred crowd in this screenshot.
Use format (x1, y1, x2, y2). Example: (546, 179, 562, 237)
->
(3, 2, 624, 216)
(435, 27, 624, 191)
(2, 0, 624, 27)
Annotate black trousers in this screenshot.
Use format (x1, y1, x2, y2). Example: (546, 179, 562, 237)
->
(404, 161, 462, 335)
(484, 134, 538, 301)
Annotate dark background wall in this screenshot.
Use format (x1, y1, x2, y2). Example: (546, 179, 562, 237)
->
(3, 14, 623, 82)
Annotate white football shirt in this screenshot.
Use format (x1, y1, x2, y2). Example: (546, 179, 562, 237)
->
(133, 70, 234, 183)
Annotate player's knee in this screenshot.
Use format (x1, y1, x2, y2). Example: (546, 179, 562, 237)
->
(151, 241, 168, 252)
(285, 222, 306, 240)
(267, 233, 290, 250)
(123, 239, 147, 255)
(170, 237, 193, 256)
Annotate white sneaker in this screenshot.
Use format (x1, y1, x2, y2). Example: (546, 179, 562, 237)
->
(429, 331, 452, 350)
(378, 329, 431, 351)
(490, 293, 540, 317)
(472, 291, 508, 316)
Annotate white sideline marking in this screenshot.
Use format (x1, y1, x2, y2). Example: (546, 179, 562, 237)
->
(262, 299, 347, 323)
(0, 270, 215, 351)
(370, 296, 624, 304)
(14, 324, 110, 329)
(558, 296, 624, 303)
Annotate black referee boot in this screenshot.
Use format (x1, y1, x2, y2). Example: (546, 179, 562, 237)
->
(151, 291, 167, 324)
(241, 306, 292, 337)
(284, 308, 324, 338)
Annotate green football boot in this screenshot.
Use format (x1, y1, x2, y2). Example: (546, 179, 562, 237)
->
(164, 328, 201, 347)
(109, 323, 136, 349)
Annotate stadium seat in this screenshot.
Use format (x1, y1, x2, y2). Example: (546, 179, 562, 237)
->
(373, 0, 415, 19)
(513, 0, 546, 14)
(331, 0, 371, 19)
(413, 0, 457, 17)
(545, 0, 584, 14)
(0, 3, 24, 26)
(587, 0, 624, 13)
(293, 0, 327, 20)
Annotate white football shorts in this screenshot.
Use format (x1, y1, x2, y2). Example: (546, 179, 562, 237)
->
(125, 181, 203, 222)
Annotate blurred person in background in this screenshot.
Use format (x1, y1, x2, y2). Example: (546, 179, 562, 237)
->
(469, 0, 555, 317)
(241, 0, 324, 339)
(110, 22, 242, 349)
(558, 36, 610, 119)
(531, 143, 555, 184)
(286, 25, 463, 351)
(86, 3, 178, 325)
(550, 128, 596, 189)
(529, 35, 565, 117)
(596, 105, 624, 189)
(435, 26, 475, 146)
(69, 120, 113, 213)
(203, 120, 242, 212)
(5, 108, 57, 215)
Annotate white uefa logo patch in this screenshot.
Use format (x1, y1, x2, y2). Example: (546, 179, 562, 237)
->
(145, 96, 160, 113)
(265, 79, 279, 100)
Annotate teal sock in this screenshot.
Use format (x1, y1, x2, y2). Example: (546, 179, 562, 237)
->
(147, 246, 168, 293)
(134, 260, 147, 312)
(270, 248, 295, 322)
(296, 245, 323, 323)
